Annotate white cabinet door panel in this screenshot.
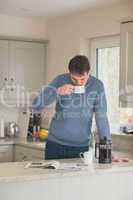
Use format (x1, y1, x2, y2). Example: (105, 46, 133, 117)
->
(0, 145, 13, 162)
(0, 39, 47, 106)
(120, 21, 133, 107)
(0, 40, 8, 84)
(126, 32, 133, 86)
(15, 145, 44, 161)
(0, 40, 9, 102)
(9, 41, 46, 93)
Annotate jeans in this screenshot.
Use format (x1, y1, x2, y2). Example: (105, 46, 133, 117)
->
(45, 140, 89, 160)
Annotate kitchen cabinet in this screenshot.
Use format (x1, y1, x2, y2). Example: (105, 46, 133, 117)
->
(120, 21, 133, 107)
(0, 144, 13, 162)
(0, 40, 8, 100)
(0, 39, 47, 106)
(14, 144, 44, 161)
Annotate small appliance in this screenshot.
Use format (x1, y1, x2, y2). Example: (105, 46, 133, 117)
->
(95, 136, 112, 164)
(6, 121, 19, 138)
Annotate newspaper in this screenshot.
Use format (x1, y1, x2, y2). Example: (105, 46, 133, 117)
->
(24, 161, 83, 170)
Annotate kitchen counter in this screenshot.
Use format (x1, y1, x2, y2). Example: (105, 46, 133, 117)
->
(0, 137, 133, 200)
(0, 151, 133, 183)
(0, 137, 45, 150)
(0, 152, 133, 200)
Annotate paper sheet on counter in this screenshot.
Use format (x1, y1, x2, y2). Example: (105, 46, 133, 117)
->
(24, 161, 83, 171)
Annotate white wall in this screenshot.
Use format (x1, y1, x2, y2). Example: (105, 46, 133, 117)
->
(0, 14, 47, 39)
(46, 1, 133, 83)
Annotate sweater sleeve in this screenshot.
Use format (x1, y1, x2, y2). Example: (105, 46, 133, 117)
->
(93, 81, 111, 140)
(32, 75, 61, 111)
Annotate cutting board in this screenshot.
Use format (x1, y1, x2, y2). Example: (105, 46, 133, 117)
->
(17, 109, 30, 138)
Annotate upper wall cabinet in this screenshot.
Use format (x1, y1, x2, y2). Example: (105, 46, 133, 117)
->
(9, 41, 46, 92)
(120, 21, 133, 107)
(0, 39, 47, 107)
(0, 40, 8, 92)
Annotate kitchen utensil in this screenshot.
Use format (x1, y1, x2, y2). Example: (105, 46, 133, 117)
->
(27, 111, 41, 140)
(17, 109, 30, 138)
(6, 121, 19, 137)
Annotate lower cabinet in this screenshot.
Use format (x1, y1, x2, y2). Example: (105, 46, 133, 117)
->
(0, 145, 14, 162)
(14, 145, 44, 161)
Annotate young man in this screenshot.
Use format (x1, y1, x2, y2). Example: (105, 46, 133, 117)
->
(32, 55, 111, 160)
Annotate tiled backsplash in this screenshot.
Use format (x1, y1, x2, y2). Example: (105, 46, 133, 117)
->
(120, 108, 133, 124)
(40, 104, 55, 129)
(0, 106, 18, 124)
(107, 108, 133, 133)
(112, 134, 133, 153)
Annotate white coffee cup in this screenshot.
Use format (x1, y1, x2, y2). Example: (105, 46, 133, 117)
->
(79, 149, 93, 165)
(73, 86, 85, 94)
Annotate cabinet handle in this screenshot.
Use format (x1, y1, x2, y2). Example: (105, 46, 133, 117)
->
(10, 78, 15, 91)
(0, 147, 9, 152)
(0, 150, 7, 153)
(4, 78, 8, 81)
(0, 78, 8, 91)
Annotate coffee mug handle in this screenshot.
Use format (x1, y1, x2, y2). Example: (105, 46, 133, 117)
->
(79, 152, 84, 162)
(95, 143, 99, 159)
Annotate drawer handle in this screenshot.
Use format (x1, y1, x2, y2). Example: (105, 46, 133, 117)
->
(0, 150, 7, 153)
(0, 148, 9, 152)
(4, 78, 8, 81)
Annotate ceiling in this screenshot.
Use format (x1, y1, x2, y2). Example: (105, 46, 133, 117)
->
(0, 0, 129, 18)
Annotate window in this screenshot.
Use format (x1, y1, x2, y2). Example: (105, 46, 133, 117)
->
(90, 36, 120, 133)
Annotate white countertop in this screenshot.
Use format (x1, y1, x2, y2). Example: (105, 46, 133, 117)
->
(0, 139, 133, 184)
(0, 155, 133, 183)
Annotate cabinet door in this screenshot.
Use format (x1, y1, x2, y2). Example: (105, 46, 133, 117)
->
(0, 40, 8, 84)
(14, 145, 44, 161)
(9, 41, 46, 95)
(0, 40, 9, 102)
(0, 145, 13, 162)
(120, 21, 133, 107)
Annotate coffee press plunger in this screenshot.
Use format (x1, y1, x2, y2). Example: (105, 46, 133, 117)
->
(95, 136, 112, 164)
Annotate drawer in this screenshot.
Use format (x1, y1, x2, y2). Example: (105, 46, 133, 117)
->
(14, 145, 44, 161)
(0, 145, 13, 162)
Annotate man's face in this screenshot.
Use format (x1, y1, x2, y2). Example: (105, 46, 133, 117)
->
(70, 72, 89, 86)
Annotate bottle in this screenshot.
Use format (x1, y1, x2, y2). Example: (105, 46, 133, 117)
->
(36, 125, 40, 142)
(32, 125, 40, 142)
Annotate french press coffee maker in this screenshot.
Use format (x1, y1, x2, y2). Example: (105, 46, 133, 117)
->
(95, 136, 112, 164)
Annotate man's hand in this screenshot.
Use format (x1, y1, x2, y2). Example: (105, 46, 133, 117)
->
(57, 84, 74, 95)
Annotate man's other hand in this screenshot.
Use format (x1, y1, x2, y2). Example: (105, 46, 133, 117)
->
(57, 84, 74, 95)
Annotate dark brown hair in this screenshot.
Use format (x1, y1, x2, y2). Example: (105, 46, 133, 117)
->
(68, 55, 90, 75)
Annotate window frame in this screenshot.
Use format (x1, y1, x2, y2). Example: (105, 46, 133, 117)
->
(89, 35, 120, 77)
